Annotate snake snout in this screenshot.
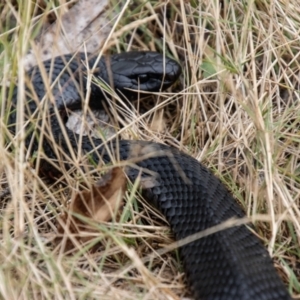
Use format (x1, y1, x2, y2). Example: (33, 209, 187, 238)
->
(164, 58, 182, 82)
(109, 51, 182, 95)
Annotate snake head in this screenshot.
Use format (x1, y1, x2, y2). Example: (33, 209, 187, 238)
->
(106, 51, 182, 97)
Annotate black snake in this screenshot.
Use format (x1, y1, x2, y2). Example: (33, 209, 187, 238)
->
(7, 51, 292, 299)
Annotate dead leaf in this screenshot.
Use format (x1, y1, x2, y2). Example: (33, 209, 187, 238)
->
(55, 167, 127, 252)
(24, 0, 112, 70)
(150, 108, 166, 132)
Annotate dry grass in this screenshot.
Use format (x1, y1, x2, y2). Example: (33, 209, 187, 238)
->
(0, 0, 300, 299)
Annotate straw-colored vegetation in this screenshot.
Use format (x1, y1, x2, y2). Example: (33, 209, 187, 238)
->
(0, 0, 299, 299)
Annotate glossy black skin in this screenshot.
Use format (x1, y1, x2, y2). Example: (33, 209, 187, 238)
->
(8, 52, 291, 300)
(104, 51, 181, 93)
(8, 51, 181, 132)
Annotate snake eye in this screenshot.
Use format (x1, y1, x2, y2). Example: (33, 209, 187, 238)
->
(137, 74, 149, 83)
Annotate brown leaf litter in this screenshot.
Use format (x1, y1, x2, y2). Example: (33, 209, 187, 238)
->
(55, 167, 127, 252)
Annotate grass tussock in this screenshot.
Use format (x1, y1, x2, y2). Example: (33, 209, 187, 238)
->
(0, 0, 300, 299)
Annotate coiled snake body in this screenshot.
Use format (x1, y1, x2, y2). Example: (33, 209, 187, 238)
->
(8, 51, 291, 299)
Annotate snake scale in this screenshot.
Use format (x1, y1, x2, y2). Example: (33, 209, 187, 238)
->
(7, 51, 292, 299)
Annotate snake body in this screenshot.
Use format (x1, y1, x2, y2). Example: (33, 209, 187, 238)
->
(8, 51, 291, 299)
